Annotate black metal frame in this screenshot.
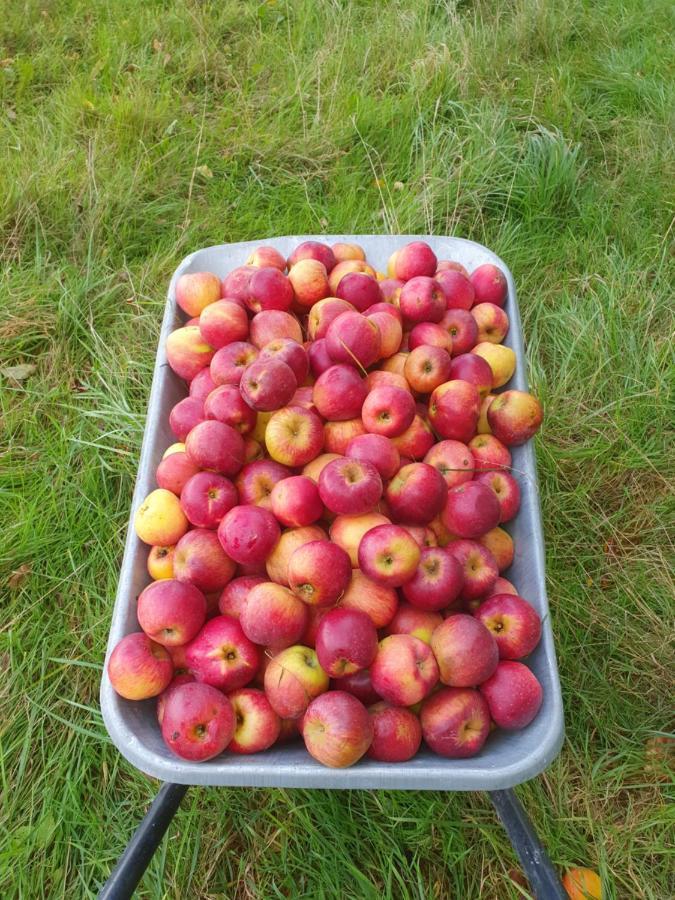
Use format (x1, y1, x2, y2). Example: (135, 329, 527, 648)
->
(98, 783, 567, 899)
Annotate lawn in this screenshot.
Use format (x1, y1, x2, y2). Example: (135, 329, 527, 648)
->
(1, 0, 673, 896)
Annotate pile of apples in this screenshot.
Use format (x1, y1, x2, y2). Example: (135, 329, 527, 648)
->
(107, 239, 546, 768)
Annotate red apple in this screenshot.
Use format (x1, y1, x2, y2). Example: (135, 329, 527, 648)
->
(365, 370, 410, 398)
(180, 472, 237, 528)
(442, 481, 501, 539)
(318, 457, 383, 515)
(107, 632, 173, 700)
(287, 540, 352, 607)
(217, 505, 281, 566)
(423, 439, 474, 489)
(420, 687, 490, 757)
(235, 459, 290, 509)
(330, 513, 391, 567)
(315, 608, 378, 677)
(204, 385, 257, 435)
(370, 634, 439, 705)
(428, 380, 481, 443)
(288, 241, 336, 272)
(401, 546, 463, 611)
(408, 322, 452, 352)
(385, 462, 448, 525)
(448, 353, 493, 399)
(367, 703, 422, 762)
(335, 668, 381, 705)
(246, 266, 294, 314)
(308, 297, 355, 341)
(446, 539, 499, 600)
(137, 580, 206, 647)
(487, 391, 543, 445)
(361, 385, 415, 438)
(313, 364, 367, 420)
(399, 276, 446, 325)
(329, 260, 376, 294)
(472, 302, 509, 344)
(218, 575, 265, 619)
(470, 263, 507, 307)
(185, 420, 245, 477)
(475, 594, 541, 659)
(332, 242, 365, 263)
(392, 241, 437, 280)
(325, 311, 381, 369)
(290, 385, 315, 411)
(385, 603, 443, 645)
(258, 338, 308, 384)
(210, 341, 258, 386)
(250, 310, 303, 348)
(176, 272, 221, 317)
(169, 397, 205, 441)
(336, 272, 382, 312)
(240, 357, 297, 412)
(288, 259, 330, 307)
(263, 645, 329, 718)
(227, 687, 281, 753)
(323, 418, 366, 454)
(174, 528, 236, 592)
(358, 524, 421, 587)
(266, 524, 327, 585)
(346, 433, 400, 480)
(365, 310, 402, 359)
(157, 672, 195, 725)
(402, 525, 438, 549)
(339, 569, 398, 628)
(265, 406, 324, 466)
(156, 452, 200, 496)
(431, 613, 498, 686)
(246, 245, 287, 271)
(379, 277, 403, 305)
(479, 661, 543, 729)
(488, 576, 518, 597)
(436, 260, 469, 276)
(221, 265, 255, 306)
(189, 367, 216, 401)
(161, 681, 235, 761)
(185, 614, 260, 690)
(435, 270, 475, 310)
(391, 414, 435, 459)
(270, 475, 323, 527)
(302, 691, 372, 767)
(439, 308, 478, 356)
(240, 581, 308, 648)
(199, 299, 249, 349)
(166, 326, 215, 381)
(308, 337, 335, 377)
(469, 434, 512, 472)
(477, 526, 514, 572)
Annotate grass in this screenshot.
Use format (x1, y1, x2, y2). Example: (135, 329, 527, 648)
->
(1, 0, 673, 896)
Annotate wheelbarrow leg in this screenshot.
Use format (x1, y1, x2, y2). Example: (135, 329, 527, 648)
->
(98, 783, 188, 900)
(489, 789, 567, 899)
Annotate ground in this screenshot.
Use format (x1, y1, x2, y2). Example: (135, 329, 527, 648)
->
(0, 0, 673, 897)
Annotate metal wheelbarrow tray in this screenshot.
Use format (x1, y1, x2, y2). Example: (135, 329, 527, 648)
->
(100, 234, 564, 791)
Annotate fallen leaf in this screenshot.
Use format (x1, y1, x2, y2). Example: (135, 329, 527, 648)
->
(152, 39, 163, 52)
(8, 564, 31, 588)
(394, 181, 405, 190)
(196, 164, 213, 179)
(1, 363, 36, 381)
(6, 109, 17, 121)
(82, 99, 96, 112)
(0, 58, 14, 68)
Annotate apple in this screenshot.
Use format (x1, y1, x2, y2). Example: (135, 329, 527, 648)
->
(302, 452, 341, 483)
(329, 512, 391, 567)
(185, 614, 260, 690)
(420, 687, 491, 757)
(169, 397, 205, 441)
(290, 386, 315, 411)
(434, 270, 475, 310)
(448, 353, 493, 399)
(404, 344, 450, 394)
(408, 322, 452, 352)
(258, 338, 308, 384)
(264, 645, 329, 718)
(157, 672, 195, 725)
(240, 581, 308, 648)
(339, 569, 398, 628)
(365, 369, 409, 394)
(442, 481, 501, 539)
(365, 310, 403, 358)
(325, 311, 381, 369)
(160, 681, 235, 761)
(361, 385, 415, 437)
(358, 524, 421, 587)
(468, 434, 512, 472)
(402, 525, 437, 549)
(137, 579, 206, 647)
(430, 613, 499, 686)
(423, 439, 474, 490)
(185, 420, 245, 476)
(561, 869, 603, 900)
(401, 546, 464, 611)
(385, 603, 443, 645)
(288, 259, 330, 307)
(288, 241, 336, 272)
(392, 241, 437, 280)
(475, 470, 521, 522)
(479, 661, 543, 729)
(217, 505, 281, 566)
(385, 462, 448, 524)
(221, 265, 255, 305)
(250, 309, 303, 348)
(243, 436, 264, 464)
(346, 433, 400, 480)
(488, 577, 518, 597)
(447, 539, 499, 600)
(367, 702, 422, 762)
(332, 242, 365, 262)
(323, 417, 366, 454)
(246, 266, 294, 314)
(370, 634, 439, 705)
(328, 259, 376, 294)
(203, 385, 256, 435)
(315, 608, 378, 677)
(218, 575, 265, 619)
(179, 472, 237, 529)
(478, 526, 514, 572)
(399, 276, 446, 325)
(107, 632, 173, 700)
(189, 367, 217, 400)
(378, 277, 403, 305)
(488, 391, 543, 445)
(240, 357, 297, 412)
(166, 326, 215, 382)
(471, 302, 509, 344)
(270, 475, 323, 527)
(308, 338, 334, 377)
(380, 351, 408, 377)
(391, 414, 435, 459)
(476, 393, 494, 434)
(302, 691, 372, 768)
(134, 488, 189, 546)
(226, 687, 281, 753)
(266, 524, 327, 585)
(198, 299, 249, 349)
(175, 272, 221, 317)
(439, 308, 478, 356)
(470, 263, 507, 306)
(287, 539, 352, 607)
(335, 272, 382, 311)
(156, 452, 200, 496)
(436, 260, 469, 276)
(428, 380, 481, 443)
(234, 459, 288, 510)
(246, 245, 286, 271)
(210, 341, 258, 386)
(265, 406, 324, 466)
(472, 342, 516, 388)
(308, 297, 354, 340)
(313, 364, 367, 420)
(147, 544, 176, 581)
(174, 528, 236, 592)
(318, 457, 383, 515)
(475, 594, 541, 659)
